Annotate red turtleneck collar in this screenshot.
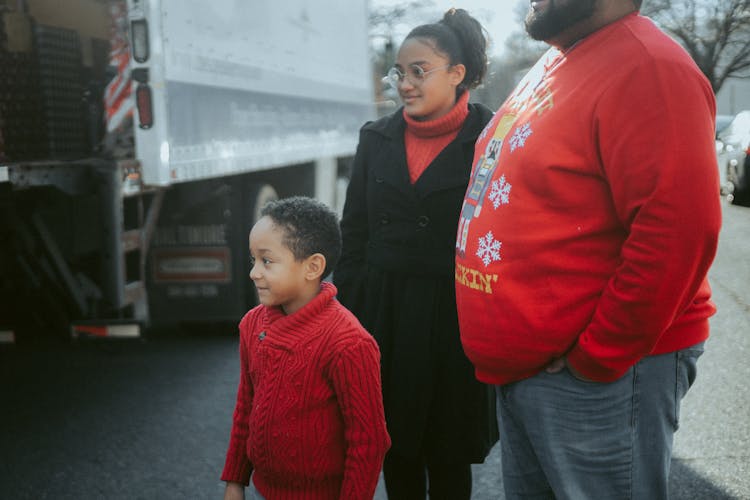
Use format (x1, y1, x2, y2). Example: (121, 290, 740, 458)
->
(261, 281, 337, 347)
(403, 91, 470, 183)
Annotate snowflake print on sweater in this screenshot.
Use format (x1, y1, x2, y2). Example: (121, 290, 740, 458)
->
(476, 231, 502, 267)
(488, 175, 512, 209)
(509, 123, 533, 152)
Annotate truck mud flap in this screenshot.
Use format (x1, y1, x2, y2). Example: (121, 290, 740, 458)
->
(71, 322, 141, 340)
(0, 329, 15, 345)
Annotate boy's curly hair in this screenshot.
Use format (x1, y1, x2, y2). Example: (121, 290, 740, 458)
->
(260, 196, 342, 278)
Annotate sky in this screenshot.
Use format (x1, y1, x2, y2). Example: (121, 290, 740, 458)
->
(369, 0, 529, 58)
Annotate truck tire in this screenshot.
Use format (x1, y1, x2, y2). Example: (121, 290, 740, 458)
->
(244, 183, 278, 308)
(248, 183, 279, 223)
(729, 183, 750, 206)
(728, 161, 750, 206)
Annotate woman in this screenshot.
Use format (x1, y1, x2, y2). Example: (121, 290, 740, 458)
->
(334, 8, 498, 500)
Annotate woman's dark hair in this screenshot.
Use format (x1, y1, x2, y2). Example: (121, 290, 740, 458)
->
(260, 196, 342, 278)
(404, 8, 488, 94)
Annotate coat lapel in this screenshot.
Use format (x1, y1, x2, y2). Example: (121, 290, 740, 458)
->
(368, 111, 413, 197)
(413, 107, 485, 198)
(365, 104, 490, 199)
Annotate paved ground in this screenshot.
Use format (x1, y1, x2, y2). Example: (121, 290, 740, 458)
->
(0, 335, 237, 499)
(1, 202, 748, 499)
(666, 201, 750, 500)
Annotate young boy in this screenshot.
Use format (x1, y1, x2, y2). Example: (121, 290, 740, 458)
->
(221, 196, 390, 500)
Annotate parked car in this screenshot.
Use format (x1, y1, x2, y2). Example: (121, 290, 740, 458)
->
(716, 114, 735, 195)
(716, 110, 750, 205)
(716, 114, 735, 137)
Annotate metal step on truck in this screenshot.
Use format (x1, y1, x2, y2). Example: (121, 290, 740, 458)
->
(0, 0, 374, 343)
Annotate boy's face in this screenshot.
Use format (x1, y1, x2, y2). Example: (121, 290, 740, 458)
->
(248, 216, 310, 315)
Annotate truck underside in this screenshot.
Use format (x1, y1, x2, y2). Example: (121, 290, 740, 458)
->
(0, 157, 337, 339)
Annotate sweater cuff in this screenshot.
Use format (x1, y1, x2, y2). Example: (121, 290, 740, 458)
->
(566, 339, 627, 383)
(220, 445, 253, 486)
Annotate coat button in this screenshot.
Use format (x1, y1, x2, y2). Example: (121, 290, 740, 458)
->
(417, 215, 430, 228)
(380, 213, 390, 225)
(375, 177, 384, 183)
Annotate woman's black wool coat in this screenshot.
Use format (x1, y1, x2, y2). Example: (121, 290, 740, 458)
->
(334, 102, 499, 463)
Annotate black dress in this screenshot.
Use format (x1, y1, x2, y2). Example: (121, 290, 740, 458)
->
(334, 102, 498, 463)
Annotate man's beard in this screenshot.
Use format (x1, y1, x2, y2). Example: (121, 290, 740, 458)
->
(525, 0, 597, 41)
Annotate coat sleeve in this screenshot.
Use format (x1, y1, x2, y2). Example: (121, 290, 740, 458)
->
(220, 313, 256, 485)
(566, 57, 722, 381)
(334, 126, 372, 317)
(330, 336, 391, 499)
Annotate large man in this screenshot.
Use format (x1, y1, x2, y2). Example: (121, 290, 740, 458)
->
(454, 0, 722, 498)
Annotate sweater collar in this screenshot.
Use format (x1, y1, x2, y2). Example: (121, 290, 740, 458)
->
(403, 91, 470, 138)
(367, 95, 485, 145)
(261, 281, 337, 347)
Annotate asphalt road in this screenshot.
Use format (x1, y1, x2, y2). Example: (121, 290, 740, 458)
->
(668, 201, 750, 500)
(1, 201, 748, 499)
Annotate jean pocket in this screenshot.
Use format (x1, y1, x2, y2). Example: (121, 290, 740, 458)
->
(674, 342, 705, 429)
(563, 365, 601, 384)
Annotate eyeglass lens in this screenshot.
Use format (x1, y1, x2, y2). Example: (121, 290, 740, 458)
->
(388, 64, 428, 85)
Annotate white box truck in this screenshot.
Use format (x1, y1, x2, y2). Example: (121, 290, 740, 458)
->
(0, 0, 374, 340)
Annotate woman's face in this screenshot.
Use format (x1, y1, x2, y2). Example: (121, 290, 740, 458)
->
(394, 38, 464, 121)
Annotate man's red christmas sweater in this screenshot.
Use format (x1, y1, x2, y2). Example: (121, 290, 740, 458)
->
(455, 13, 722, 384)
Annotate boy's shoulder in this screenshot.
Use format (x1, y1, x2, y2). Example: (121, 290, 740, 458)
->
(238, 304, 266, 336)
(323, 299, 378, 352)
(328, 299, 368, 334)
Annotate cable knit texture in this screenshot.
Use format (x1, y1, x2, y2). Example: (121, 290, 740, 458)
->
(404, 91, 470, 183)
(221, 282, 391, 499)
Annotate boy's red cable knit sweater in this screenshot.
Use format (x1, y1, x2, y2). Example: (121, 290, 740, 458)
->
(221, 282, 390, 499)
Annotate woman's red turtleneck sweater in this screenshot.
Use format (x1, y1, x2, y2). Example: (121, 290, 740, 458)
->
(404, 91, 470, 183)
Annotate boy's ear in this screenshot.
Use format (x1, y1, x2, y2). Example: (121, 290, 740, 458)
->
(304, 253, 327, 281)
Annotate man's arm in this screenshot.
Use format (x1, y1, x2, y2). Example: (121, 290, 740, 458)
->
(566, 57, 722, 381)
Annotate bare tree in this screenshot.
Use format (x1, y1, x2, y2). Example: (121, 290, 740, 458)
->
(472, 1, 546, 109)
(368, 1, 435, 34)
(368, 1, 438, 114)
(368, 1, 436, 68)
(642, 0, 750, 93)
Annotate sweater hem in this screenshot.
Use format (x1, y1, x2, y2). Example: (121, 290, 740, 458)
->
(470, 321, 710, 385)
(254, 473, 342, 499)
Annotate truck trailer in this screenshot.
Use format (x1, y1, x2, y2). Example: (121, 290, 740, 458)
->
(0, 0, 374, 341)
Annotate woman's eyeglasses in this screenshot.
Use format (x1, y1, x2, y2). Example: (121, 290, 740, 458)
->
(384, 64, 450, 87)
